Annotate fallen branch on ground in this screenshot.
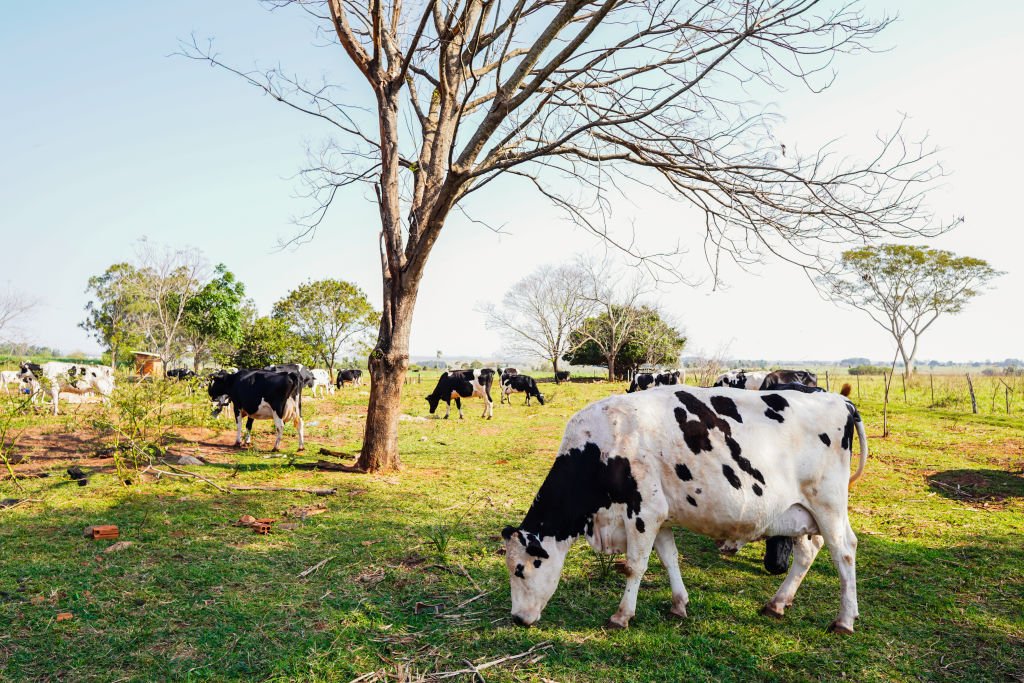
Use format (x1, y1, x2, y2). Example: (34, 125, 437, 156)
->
(228, 485, 337, 496)
(318, 447, 357, 460)
(142, 464, 227, 492)
(297, 556, 335, 579)
(292, 460, 365, 473)
(429, 641, 553, 680)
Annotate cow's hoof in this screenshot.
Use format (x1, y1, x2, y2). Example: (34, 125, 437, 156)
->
(827, 620, 854, 635)
(668, 605, 688, 619)
(604, 618, 628, 630)
(297, 447, 305, 452)
(760, 603, 785, 620)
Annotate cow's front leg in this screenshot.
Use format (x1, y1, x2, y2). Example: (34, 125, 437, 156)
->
(607, 520, 659, 629)
(295, 416, 305, 452)
(761, 534, 824, 619)
(653, 527, 689, 618)
(443, 401, 451, 419)
(234, 409, 244, 447)
(244, 417, 255, 446)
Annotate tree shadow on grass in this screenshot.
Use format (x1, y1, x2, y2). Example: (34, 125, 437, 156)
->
(926, 468, 1024, 504)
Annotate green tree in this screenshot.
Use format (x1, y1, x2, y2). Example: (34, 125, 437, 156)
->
(231, 317, 311, 369)
(81, 263, 152, 367)
(182, 265, 248, 372)
(818, 244, 1002, 376)
(565, 306, 686, 379)
(272, 279, 379, 379)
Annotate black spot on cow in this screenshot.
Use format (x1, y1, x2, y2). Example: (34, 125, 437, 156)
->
(710, 395, 743, 423)
(722, 464, 741, 489)
(533, 559, 542, 568)
(674, 407, 713, 453)
(760, 393, 789, 412)
(635, 518, 645, 533)
(752, 483, 763, 496)
(514, 564, 525, 579)
(676, 390, 764, 491)
(695, 488, 702, 495)
(764, 409, 784, 423)
(675, 463, 693, 481)
(819, 433, 831, 446)
(686, 495, 697, 507)
(512, 442, 644, 542)
(525, 538, 549, 559)
(727, 441, 765, 485)
(764, 537, 794, 575)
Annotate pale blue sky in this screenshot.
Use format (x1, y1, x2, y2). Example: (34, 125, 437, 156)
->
(2, 1, 1021, 362)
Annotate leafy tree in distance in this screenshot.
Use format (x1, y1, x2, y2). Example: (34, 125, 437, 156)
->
(231, 317, 311, 369)
(565, 306, 685, 379)
(272, 279, 379, 380)
(818, 244, 1001, 376)
(81, 263, 152, 367)
(181, 264, 248, 371)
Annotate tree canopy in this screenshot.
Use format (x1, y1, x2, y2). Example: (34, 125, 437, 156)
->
(817, 244, 1001, 375)
(182, 264, 249, 371)
(231, 316, 312, 369)
(565, 305, 685, 378)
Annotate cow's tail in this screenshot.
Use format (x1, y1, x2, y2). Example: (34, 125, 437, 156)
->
(849, 418, 868, 486)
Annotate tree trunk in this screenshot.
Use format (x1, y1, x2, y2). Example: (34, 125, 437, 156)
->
(899, 345, 915, 377)
(356, 280, 416, 472)
(552, 357, 560, 383)
(607, 355, 616, 381)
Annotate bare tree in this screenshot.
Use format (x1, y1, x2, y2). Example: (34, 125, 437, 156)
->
(483, 263, 593, 378)
(136, 241, 210, 364)
(817, 243, 1001, 377)
(183, 0, 945, 471)
(0, 286, 37, 343)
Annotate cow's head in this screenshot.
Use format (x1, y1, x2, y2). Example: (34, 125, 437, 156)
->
(425, 393, 441, 414)
(208, 373, 234, 416)
(535, 391, 545, 406)
(501, 526, 569, 627)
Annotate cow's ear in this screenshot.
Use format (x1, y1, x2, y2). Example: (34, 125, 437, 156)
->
(501, 525, 516, 541)
(526, 538, 550, 559)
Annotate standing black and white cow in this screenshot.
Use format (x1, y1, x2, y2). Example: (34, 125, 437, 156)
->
(425, 369, 495, 419)
(712, 369, 769, 390)
(501, 385, 867, 633)
(335, 369, 363, 389)
(20, 362, 115, 415)
(498, 368, 519, 404)
(655, 370, 682, 387)
(208, 369, 305, 451)
(626, 373, 655, 393)
(166, 368, 197, 381)
(554, 371, 570, 383)
(501, 374, 545, 406)
(309, 368, 334, 397)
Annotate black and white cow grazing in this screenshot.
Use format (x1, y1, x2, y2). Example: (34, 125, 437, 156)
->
(208, 369, 305, 451)
(166, 368, 197, 381)
(627, 373, 655, 393)
(655, 370, 682, 387)
(554, 371, 570, 383)
(264, 364, 315, 390)
(20, 362, 115, 415)
(760, 370, 818, 391)
(712, 369, 768, 390)
(335, 369, 363, 389)
(501, 374, 545, 406)
(426, 369, 495, 419)
(501, 385, 868, 633)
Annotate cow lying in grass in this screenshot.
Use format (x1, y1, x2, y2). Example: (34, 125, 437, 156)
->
(501, 384, 867, 633)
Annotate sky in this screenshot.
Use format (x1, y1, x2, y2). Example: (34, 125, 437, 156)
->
(2, 1, 1021, 363)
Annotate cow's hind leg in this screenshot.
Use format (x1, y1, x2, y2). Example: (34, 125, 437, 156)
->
(653, 527, 689, 618)
(761, 534, 824, 619)
(272, 412, 284, 451)
(818, 515, 858, 634)
(607, 518, 660, 629)
(455, 397, 464, 419)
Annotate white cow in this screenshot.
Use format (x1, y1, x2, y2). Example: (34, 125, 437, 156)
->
(1, 370, 26, 394)
(310, 368, 334, 398)
(20, 362, 116, 415)
(502, 384, 867, 633)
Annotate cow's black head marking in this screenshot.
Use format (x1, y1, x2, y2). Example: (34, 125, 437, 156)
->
(514, 564, 525, 579)
(533, 559, 542, 568)
(635, 518, 645, 533)
(516, 442, 644, 542)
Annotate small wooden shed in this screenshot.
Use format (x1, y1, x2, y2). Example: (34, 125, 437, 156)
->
(133, 352, 164, 379)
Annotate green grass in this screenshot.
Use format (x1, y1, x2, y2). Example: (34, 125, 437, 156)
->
(0, 375, 1022, 681)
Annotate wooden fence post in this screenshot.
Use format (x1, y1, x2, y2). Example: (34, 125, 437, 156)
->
(1007, 386, 1011, 415)
(825, 371, 830, 391)
(930, 374, 934, 408)
(966, 374, 978, 414)
(856, 375, 861, 401)
(901, 374, 907, 403)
